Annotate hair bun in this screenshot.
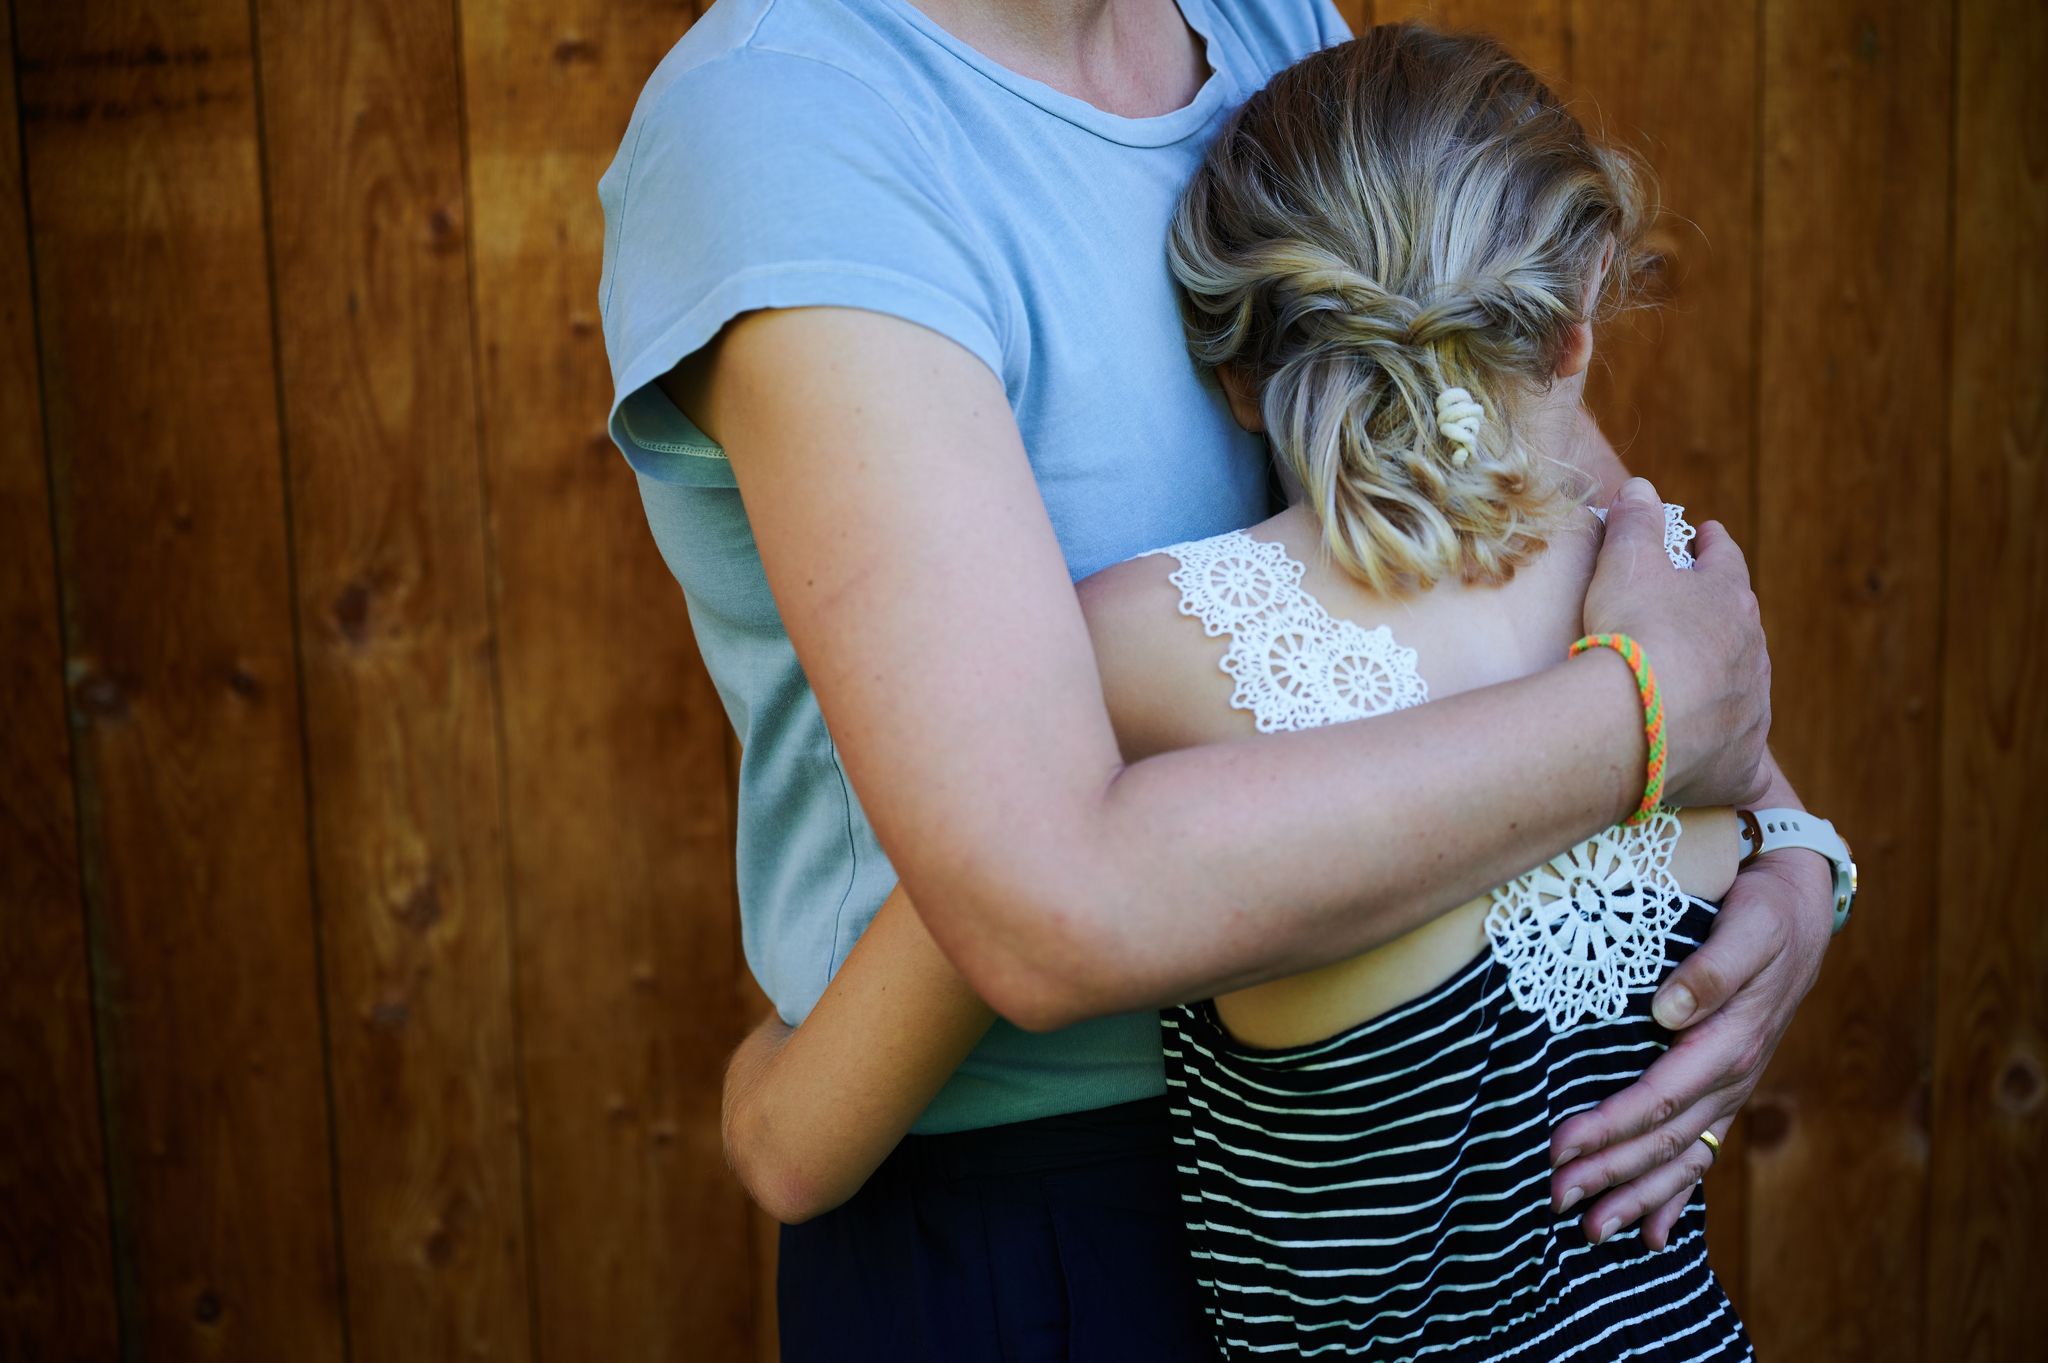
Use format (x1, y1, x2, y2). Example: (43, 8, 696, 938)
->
(1166, 22, 1653, 594)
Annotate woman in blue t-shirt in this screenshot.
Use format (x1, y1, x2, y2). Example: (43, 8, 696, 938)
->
(599, 2, 1838, 1357)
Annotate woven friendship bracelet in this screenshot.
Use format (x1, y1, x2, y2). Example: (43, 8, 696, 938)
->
(1568, 632, 1666, 825)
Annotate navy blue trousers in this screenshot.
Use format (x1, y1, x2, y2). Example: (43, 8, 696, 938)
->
(777, 1096, 1218, 1362)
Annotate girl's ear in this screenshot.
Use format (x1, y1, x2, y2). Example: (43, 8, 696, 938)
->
(1556, 320, 1595, 380)
(1216, 363, 1265, 432)
(1557, 235, 1616, 381)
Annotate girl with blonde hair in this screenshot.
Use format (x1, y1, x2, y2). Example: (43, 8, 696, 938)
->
(717, 23, 1834, 1358)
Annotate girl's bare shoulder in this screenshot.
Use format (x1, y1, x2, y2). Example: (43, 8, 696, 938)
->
(1076, 542, 1262, 759)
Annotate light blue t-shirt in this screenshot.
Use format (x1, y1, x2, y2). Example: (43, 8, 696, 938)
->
(599, 0, 1346, 1133)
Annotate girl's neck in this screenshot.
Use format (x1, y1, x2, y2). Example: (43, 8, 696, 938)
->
(1520, 383, 1604, 498)
(1274, 391, 1605, 571)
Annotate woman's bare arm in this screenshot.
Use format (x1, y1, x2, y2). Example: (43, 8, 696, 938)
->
(1552, 748, 1832, 1248)
(673, 307, 1772, 1033)
(723, 886, 994, 1223)
(1528, 409, 1834, 1248)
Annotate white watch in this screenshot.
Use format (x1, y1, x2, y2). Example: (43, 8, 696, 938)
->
(1736, 808, 1858, 935)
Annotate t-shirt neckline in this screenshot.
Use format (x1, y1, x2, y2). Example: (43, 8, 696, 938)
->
(871, 0, 1235, 147)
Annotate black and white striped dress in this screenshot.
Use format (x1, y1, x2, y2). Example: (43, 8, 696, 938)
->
(1146, 521, 1753, 1361)
(1162, 897, 1751, 1360)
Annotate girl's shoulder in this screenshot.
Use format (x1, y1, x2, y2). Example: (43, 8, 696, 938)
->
(1076, 528, 1282, 758)
(1076, 509, 1600, 754)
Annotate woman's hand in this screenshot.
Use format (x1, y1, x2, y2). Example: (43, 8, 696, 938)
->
(1547, 842, 1834, 1249)
(1582, 478, 1773, 810)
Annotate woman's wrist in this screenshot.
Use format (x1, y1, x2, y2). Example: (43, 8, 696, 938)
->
(1742, 845, 1837, 945)
(1565, 646, 1655, 826)
(1567, 633, 1668, 823)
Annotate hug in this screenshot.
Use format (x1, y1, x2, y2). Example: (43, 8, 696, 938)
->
(599, 2, 1855, 1359)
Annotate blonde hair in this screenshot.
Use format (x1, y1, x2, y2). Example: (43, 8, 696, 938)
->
(1168, 23, 1653, 593)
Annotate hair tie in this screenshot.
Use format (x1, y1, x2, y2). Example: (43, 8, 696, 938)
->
(1436, 388, 1484, 466)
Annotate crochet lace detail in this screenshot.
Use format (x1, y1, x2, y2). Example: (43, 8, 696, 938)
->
(1151, 504, 1701, 1032)
(1589, 500, 1698, 569)
(1484, 811, 1687, 1031)
(1156, 530, 1429, 732)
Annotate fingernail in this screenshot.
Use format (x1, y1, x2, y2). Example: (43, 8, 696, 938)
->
(1653, 985, 1695, 1030)
(1552, 1145, 1580, 1171)
(1557, 1186, 1583, 1215)
(1593, 1217, 1619, 1244)
(1617, 477, 1653, 506)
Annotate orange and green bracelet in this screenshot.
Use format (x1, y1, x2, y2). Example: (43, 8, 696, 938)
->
(1569, 632, 1666, 825)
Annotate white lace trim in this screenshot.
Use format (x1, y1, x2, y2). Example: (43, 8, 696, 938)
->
(1484, 810, 1687, 1031)
(1151, 506, 1702, 1032)
(1154, 530, 1429, 733)
(1589, 501, 1698, 570)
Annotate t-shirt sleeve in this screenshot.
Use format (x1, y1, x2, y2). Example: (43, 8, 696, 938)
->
(597, 49, 1009, 486)
(1316, 0, 1352, 44)
(1208, 0, 1352, 84)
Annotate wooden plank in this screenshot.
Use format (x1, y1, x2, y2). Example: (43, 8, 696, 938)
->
(730, 728, 781, 1363)
(0, 0, 121, 1353)
(1745, 1, 1952, 1357)
(12, 2, 347, 1356)
(1365, 0, 1569, 79)
(455, 4, 758, 1357)
(249, 0, 535, 1357)
(1926, 0, 2047, 1357)
(1570, 0, 1760, 544)
(1567, 1, 1762, 1306)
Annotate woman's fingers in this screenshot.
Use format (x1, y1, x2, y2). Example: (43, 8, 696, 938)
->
(1552, 1082, 1731, 1220)
(1583, 483, 1772, 810)
(1587, 477, 1666, 587)
(1640, 1182, 1696, 1253)
(1548, 1018, 1742, 1173)
(1576, 1115, 1734, 1251)
(1650, 883, 1790, 1030)
(1687, 518, 1749, 583)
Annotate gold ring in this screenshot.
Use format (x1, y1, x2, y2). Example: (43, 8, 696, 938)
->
(1697, 1130, 1722, 1162)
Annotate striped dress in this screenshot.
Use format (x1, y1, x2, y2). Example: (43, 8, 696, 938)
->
(1145, 521, 1753, 1360)
(1161, 897, 1752, 1360)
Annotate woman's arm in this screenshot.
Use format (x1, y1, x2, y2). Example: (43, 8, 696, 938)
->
(1531, 406, 1837, 1249)
(1551, 749, 1834, 1248)
(671, 307, 1772, 1032)
(724, 885, 995, 1224)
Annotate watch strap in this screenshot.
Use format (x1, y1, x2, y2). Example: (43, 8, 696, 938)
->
(1737, 807, 1857, 935)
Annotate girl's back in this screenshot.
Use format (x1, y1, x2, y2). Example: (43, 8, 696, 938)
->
(1064, 23, 1757, 1358)
(1080, 499, 1741, 1048)
(1074, 502, 1753, 1358)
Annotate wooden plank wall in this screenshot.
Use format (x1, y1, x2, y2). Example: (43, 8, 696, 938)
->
(2, 2, 2037, 1360)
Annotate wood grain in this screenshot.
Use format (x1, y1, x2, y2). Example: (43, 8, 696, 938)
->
(250, 0, 535, 1356)
(730, 729, 782, 1363)
(1926, 0, 2047, 1357)
(12, 1, 347, 1356)
(455, 3, 758, 1357)
(1366, 0, 1568, 79)
(1570, 0, 1760, 544)
(1746, 0, 1953, 1357)
(1567, 2, 1763, 1304)
(2, 3, 2042, 1360)
(0, 0, 120, 1354)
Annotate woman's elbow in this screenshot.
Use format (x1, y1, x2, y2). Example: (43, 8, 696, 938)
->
(724, 1103, 842, 1224)
(725, 1126, 847, 1225)
(953, 910, 1129, 1034)
(745, 1164, 843, 1226)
